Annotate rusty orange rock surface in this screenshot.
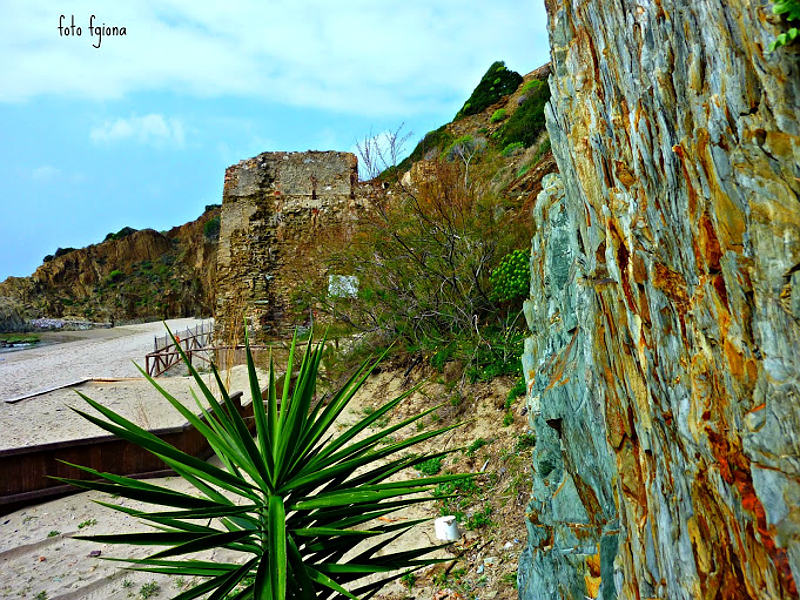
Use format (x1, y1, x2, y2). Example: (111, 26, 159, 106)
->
(519, 1, 800, 598)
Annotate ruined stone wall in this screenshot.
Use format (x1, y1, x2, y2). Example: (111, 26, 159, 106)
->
(520, 1, 800, 598)
(215, 151, 360, 342)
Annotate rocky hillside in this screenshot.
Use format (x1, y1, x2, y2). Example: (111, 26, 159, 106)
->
(0, 206, 220, 329)
(395, 61, 556, 200)
(519, 1, 800, 599)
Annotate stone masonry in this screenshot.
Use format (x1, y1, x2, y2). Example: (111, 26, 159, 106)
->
(214, 151, 359, 343)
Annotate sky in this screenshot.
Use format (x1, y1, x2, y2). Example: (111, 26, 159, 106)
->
(0, 1, 551, 280)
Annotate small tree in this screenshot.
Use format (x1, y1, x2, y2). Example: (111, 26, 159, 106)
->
(355, 123, 412, 181)
(446, 135, 486, 187)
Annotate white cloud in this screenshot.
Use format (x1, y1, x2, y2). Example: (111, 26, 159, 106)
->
(90, 114, 186, 146)
(0, 1, 550, 116)
(31, 165, 60, 181)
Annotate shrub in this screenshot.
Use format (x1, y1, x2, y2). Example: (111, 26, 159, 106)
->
(465, 505, 493, 529)
(285, 151, 534, 385)
(430, 342, 455, 371)
(522, 80, 545, 93)
(54, 247, 76, 258)
(502, 142, 524, 157)
(415, 455, 444, 476)
(393, 125, 455, 175)
(532, 138, 552, 163)
(770, 0, 800, 50)
(65, 330, 469, 599)
(43, 254, 54, 263)
(401, 572, 417, 589)
(203, 215, 221, 240)
(138, 582, 160, 599)
(497, 81, 551, 148)
(490, 109, 508, 123)
(515, 432, 536, 451)
(106, 269, 124, 283)
(465, 326, 524, 383)
(455, 61, 523, 120)
(296, 160, 518, 344)
(505, 378, 527, 409)
(489, 249, 530, 303)
(466, 438, 488, 457)
(104, 227, 137, 242)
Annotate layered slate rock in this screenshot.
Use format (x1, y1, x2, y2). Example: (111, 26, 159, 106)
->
(520, 1, 800, 598)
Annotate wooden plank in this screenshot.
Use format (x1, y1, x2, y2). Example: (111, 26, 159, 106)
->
(5, 379, 91, 404)
(0, 391, 248, 514)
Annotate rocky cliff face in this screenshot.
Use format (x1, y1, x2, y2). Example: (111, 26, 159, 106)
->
(0, 208, 219, 327)
(520, 1, 800, 599)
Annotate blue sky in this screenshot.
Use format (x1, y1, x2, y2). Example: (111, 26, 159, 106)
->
(0, 1, 550, 280)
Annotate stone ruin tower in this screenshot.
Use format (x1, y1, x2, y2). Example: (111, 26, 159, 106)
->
(214, 151, 359, 343)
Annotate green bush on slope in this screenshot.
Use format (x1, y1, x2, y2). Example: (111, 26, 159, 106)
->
(496, 80, 551, 149)
(104, 227, 138, 242)
(391, 125, 455, 176)
(455, 61, 523, 121)
(203, 215, 221, 240)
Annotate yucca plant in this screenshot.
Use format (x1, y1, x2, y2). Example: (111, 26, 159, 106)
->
(59, 330, 469, 599)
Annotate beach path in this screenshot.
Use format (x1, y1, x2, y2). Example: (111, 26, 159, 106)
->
(0, 318, 209, 402)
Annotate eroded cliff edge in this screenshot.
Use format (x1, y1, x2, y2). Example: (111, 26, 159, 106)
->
(520, 1, 800, 598)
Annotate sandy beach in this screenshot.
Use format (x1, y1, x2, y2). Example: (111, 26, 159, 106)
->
(0, 318, 210, 402)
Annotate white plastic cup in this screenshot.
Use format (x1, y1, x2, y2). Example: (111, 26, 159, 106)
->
(434, 515, 460, 541)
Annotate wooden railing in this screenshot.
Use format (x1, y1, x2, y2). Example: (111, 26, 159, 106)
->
(146, 322, 214, 377)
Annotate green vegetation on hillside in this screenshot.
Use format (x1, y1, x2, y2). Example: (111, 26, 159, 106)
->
(287, 150, 531, 384)
(385, 63, 547, 183)
(455, 61, 523, 120)
(495, 79, 550, 148)
(490, 108, 508, 123)
(106, 269, 124, 283)
(203, 215, 221, 240)
(104, 226, 137, 242)
(391, 124, 455, 176)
